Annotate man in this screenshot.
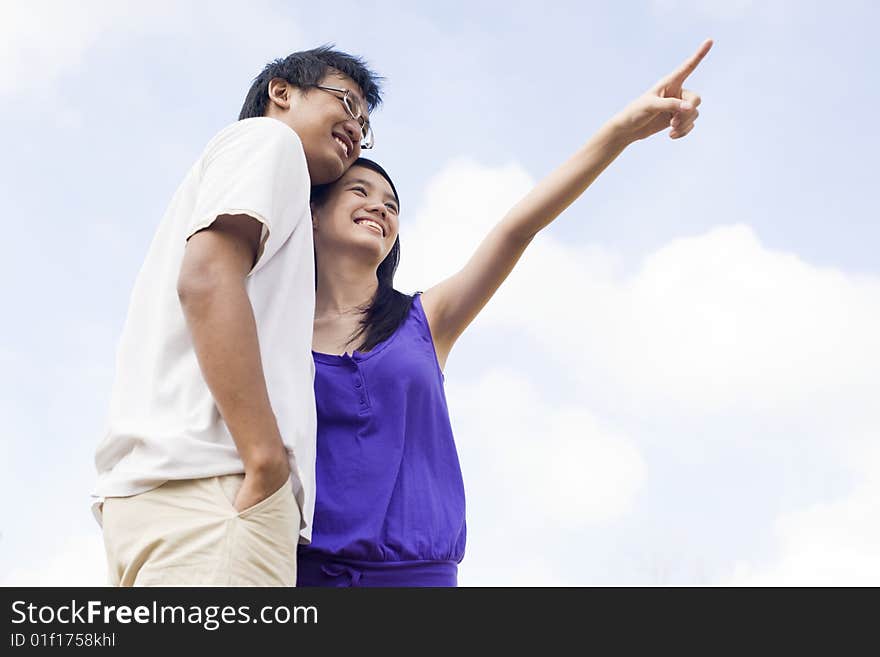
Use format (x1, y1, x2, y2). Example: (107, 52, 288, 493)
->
(93, 46, 382, 586)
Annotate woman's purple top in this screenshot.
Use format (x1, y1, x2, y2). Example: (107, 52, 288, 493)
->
(297, 293, 467, 587)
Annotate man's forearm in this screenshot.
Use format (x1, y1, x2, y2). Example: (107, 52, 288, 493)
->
(179, 278, 287, 471)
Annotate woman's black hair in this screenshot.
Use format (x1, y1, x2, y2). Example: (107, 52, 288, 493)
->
(311, 158, 414, 353)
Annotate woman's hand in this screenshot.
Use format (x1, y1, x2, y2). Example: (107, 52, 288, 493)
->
(609, 38, 713, 144)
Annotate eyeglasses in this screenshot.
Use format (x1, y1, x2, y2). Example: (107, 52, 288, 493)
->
(315, 84, 374, 150)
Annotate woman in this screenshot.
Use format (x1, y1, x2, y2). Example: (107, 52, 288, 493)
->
(298, 40, 712, 586)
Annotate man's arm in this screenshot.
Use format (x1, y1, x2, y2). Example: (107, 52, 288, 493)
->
(177, 213, 290, 512)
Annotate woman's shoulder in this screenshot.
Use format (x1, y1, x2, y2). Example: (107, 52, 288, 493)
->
(383, 291, 430, 342)
(407, 291, 431, 326)
(413, 289, 443, 333)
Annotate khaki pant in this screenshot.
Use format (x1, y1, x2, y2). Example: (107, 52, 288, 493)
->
(102, 475, 300, 586)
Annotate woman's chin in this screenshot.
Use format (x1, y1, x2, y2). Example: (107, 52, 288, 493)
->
(352, 233, 388, 255)
(320, 236, 387, 265)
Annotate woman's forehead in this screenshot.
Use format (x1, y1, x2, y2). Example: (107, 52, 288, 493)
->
(341, 166, 394, 196)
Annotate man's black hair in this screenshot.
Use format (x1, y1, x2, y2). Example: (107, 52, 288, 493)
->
(239, 45, 383, 120)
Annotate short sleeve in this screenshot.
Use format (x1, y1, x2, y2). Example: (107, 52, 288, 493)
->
(188, 118, 309, 274)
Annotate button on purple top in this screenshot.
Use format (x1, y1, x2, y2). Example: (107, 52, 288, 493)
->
(297, 293, 467, 586)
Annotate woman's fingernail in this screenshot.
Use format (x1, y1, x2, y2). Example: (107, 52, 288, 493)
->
(681, 102, 693, 111)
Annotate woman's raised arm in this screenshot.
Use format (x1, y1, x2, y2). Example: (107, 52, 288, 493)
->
(421, 39, 713, 369)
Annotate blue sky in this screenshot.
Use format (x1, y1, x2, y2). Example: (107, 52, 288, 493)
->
(1, 0, 878, 585)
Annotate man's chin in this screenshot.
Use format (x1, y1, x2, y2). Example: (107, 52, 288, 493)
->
(310, 157, 347, 185)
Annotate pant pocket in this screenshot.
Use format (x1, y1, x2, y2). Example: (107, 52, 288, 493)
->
(221, 477, 300, 586)
(214, 475, 292, 519)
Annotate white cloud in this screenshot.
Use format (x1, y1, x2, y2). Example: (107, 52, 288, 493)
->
(486, 225, 880, 416)
(2, 533, 107, 586)
(395, 157, 536, 294)
(448, 369, 646, 586)
(0, 0, 303, 96)
(449, 369, 647, 528)
(459, 549, 573, 587)
(0, 1, 161, 94)
(724, 442, 880, 586)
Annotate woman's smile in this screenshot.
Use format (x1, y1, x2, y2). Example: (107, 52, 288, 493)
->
(354, 217, 385, 236)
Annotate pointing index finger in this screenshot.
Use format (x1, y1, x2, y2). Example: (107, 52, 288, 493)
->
(665, 38, 714, 87)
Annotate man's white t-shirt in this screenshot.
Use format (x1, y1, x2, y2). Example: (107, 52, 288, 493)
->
(93, 117, 317, 543)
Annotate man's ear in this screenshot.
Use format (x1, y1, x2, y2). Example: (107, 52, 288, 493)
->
(268, 78, 294, 111)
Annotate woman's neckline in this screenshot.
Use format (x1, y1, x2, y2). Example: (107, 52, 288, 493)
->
(311, 294, 420, 365)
